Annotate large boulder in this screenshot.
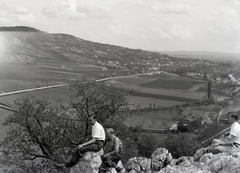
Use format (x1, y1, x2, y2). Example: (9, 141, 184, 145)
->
(126, 157, 151, 173)
(173, 156, 194, 166)
(159, 160, 211, 173)
(218, 153, 240, 173)
(124, 147, 240, 173)
(151, 148, 172, 171)
(103, 161, 126, 173)
(70, 150, 103, 173)
(199, 152, 214, 165)
(126, 157, 142, 173)
(194, 147, 208, 162)
(199, 152, 240, 173)
(139, 157, 151, 171)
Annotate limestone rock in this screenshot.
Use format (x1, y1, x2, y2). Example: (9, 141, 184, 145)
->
(218, 157, 240, 173)
(125, 157, 151, 173)
(194, 147, 208, 162)
(70, 150, 102, 173)
(169, 159, 178, 166)
(105, 161, 126, 173)
(199, 153, 214, 165)
(159, 160, 211, 173)
(165, 152, 173, 165)
(198, 152, 240, 173)
(206, 153, 236, 173)
(128, 170, 138, 173)
(107, 168, 118, 173)
(175, 156, 191, 165)
(126, 157, 141, 172)
(232, 151, 240, 158)
(139, 157, 151, 171)
(124, 147, 240, 173)
(151, 148, 172, 171)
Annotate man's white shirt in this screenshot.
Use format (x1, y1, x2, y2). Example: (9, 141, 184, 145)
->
(230, 122, 240, 144)
(92, 121, 105, 141)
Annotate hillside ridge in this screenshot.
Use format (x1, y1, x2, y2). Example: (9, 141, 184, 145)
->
(0, 26, 40, 32)
(0, 25, 172, 67)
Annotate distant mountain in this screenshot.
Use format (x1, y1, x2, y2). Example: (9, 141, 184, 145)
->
(0, 26, 40, 32)
(160, 51, 240, 61)
(0, 26, 171, 66)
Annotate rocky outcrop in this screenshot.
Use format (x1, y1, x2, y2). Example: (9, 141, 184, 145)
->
(126, 157, 151, 173)
(65, 147, 240, 173)
(124, 147, 240, 173)
(194, 147, 209, 161)
(200, 152, 240, 173)
(151, 148, 172, 171)
(126, 148, 172, 173)
(105, 161, 125, 173)
(70, 150, 103, 173)
(2, 147, 239, 173)
(160, 160, 211, 173)
(69, 150, 126, 173)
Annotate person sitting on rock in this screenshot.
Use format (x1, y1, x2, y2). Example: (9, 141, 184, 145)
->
(100, 128, 124, 172)
(208, 112, 240, 153)
(55, 115, 105, 169)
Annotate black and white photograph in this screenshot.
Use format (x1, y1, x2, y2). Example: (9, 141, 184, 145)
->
(0, 0, 240, 172)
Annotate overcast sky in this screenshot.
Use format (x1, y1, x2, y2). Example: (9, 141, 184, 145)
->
(0, 0, 239, 53)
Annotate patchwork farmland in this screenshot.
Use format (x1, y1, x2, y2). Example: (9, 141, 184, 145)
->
(0, 64, 220, 142)
(141, 77, 206, 90)
(106, 75, 208, 109)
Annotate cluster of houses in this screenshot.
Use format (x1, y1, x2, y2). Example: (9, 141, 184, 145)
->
(186, 72, 231, 83)
(96, 56, 211, 74)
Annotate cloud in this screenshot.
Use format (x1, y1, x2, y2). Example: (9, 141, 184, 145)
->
(169, 24, 193, 40)
(0, 0, 239, 53)
(212, 6, 236, 16)
(13, 7, 31, 15)
(62, 0, 77, 10)
(0, 2, 36, 26)
(207, 5, 240, 40)
(42, 0, 86, 19)
(151, 28, 173, 40)
(152, 2, 192, 14)
(17, 13, 36, 24)
(0, 3, 31, 15)
(0, 3, 11, 17)
(75, 2, 113, 20)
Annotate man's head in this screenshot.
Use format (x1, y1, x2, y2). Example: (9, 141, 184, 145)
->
(88, 115, 97, 126)
(227, 112, 239, 123)
(106, 128, 114, 139)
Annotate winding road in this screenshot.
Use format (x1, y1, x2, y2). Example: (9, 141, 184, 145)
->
(0, 73, 152, 111)
(229, 74, 240, 84)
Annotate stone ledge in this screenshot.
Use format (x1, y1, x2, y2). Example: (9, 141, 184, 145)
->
(70, 149, 103, 173)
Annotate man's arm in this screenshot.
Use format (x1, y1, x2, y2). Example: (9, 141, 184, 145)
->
(219, 135, 237, 146)
(78, 138, 96, 148)
(114, 138, 120, 152)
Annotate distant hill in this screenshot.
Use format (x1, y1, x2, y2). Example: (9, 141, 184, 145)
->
(2, 26, 237, 67)
(160, 51, 240, 61)
(0, 26, 40, 32)
(0, 26, 170, 65)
